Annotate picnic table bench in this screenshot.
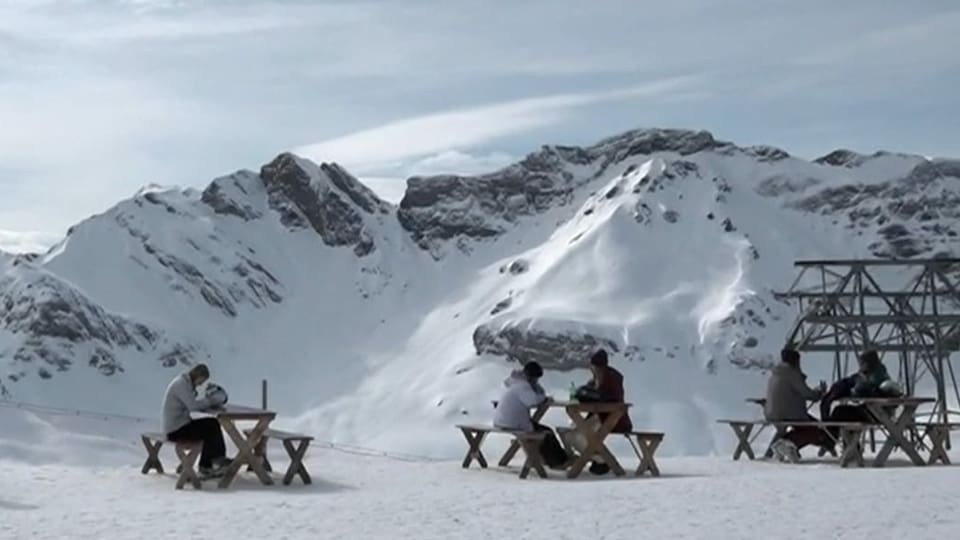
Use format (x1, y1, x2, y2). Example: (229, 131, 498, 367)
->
(139, 404, 277, 490)
(834, 396, 934, 467)
(913, 422, 960, 465)
(245, 427, 314, 485)
(556, 426, 665, 477)
(456, 424, 548, 479)
(458, 400, 665, 479)
(139, 432, 204, 489)
(716, 419, 868, 467)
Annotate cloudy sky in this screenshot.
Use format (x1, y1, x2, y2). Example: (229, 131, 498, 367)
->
(1, 0, 958, 252)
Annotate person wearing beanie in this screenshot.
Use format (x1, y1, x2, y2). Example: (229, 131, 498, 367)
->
(562, 348, 633, 475)
(493, 361, 570, 469)
(764, 348, 828, 462)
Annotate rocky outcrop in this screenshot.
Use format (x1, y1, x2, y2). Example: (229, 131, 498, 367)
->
(0, 266, 199, 383)
(398, 129, 725, 251)
(473, 320, 620, 371)
(261, 153, 385, 257)
(788, 159, 960, 258)
(201, 171, 264, 221)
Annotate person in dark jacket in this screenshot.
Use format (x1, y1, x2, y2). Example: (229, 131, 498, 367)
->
(564, 349, 632, 474)
(585, 349, 633, 433)
(764, 348, 827, 462)
(822, 350, 898, 441)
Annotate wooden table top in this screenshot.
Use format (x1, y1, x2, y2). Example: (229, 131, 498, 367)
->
(205, 404, 277, 419)
(548, 400, 632, 411)
(835, 396, 935, 404)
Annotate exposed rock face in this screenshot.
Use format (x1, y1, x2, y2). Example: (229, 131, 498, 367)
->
(473, 321, 620, 371)
(788, 159, 960, 258)
(398, 129, 725, 251)
(261, 154, 385, 257)
(201, 171, 264, 221)
(814, 149, 867, 167)
(0, 266, 198, 384)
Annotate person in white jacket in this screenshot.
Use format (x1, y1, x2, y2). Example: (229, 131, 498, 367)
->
(493, 362, 570, 469)
(162, 364, 230, 477)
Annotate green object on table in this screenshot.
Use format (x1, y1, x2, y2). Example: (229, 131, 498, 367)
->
(568, 382, 578, 402)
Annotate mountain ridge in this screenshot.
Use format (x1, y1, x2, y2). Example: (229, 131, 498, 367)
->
(2, 126, 958, 456)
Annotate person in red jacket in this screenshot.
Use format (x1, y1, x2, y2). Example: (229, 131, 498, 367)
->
(563, 349, 633, 474)
(587, 349, 633, 434)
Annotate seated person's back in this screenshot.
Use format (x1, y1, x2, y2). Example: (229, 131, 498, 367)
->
(494, 368, 546, 431)
(764, 349, 824, 421)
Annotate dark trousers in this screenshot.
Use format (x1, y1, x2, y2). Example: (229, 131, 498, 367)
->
(532, 423, 569, 467)
(826, 404, 875, 441)
(781, 414, 830, 450)
(820, 376, 857, 420)
(167, 417, 226, 468)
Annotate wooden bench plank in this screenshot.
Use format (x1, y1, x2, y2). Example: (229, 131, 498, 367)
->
(263, 428, 314, 441)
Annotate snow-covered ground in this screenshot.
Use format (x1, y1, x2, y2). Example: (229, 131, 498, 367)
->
(2, 406, 959, 539)
(3, 440, 958, 539)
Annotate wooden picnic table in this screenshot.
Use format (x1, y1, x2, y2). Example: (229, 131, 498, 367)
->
(498, 400, 632, 479)
(204, 404, 277, 488)
(835, 396, 934, 467)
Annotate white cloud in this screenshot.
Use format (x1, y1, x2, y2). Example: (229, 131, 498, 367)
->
(0, 230, 61, 254)
(409, 150, 515, 177)
(1, 0, 959, 239)
(359, 177, 407, 205)
(294, 77, 700, 171)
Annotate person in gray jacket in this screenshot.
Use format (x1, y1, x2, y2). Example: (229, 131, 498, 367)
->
(163, 364, 229, 476)
(764, 348, 827, 462)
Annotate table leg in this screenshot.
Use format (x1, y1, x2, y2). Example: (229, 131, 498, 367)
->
(219, 417, 274, 488)
(927, 426, 950, 465)
(730, 423, 756, 461)
(869, 403, 924, 467)
(517, 438, 547, 479)
(498, 401, 550, 467)
(565, 408, 625, 478)
(635, 436, 662, 477)
(460, 428, 489, 469)
(282, 439, 312, 485)
(174, 444, 203, 489)
(140, 436, 164, 474)
(839, 428, 865, 468)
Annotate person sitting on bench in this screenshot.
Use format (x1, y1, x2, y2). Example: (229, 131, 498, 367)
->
(563, 349, 633, 475)
(764, 348, 828, 462)
(494, 361, 570, 470)
(822, 350, 900, 435)
(163, 364, 231, 478)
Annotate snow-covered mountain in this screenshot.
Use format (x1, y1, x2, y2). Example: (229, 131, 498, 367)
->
(3, 128, 959, 456)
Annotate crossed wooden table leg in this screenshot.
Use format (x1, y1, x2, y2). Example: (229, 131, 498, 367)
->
(460, 428, 489, 468)
(926, 425, 951, 465)
(517, 437, 548, 479)
(498, 402, 550, 467)
(281, 439, 313, 485)
(839, 427, 865, 468)
(140, 435, 164, 474)
(633, 435, 662, 477)
(867, 403, 925, 467)
(174, 443, 203, 489)
(566, 407, 626, 478)
(218, 416, 274, 488)
(728, 422, 756, 461)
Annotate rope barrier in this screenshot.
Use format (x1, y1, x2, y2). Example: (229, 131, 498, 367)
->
(0, 398, 444, 463)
